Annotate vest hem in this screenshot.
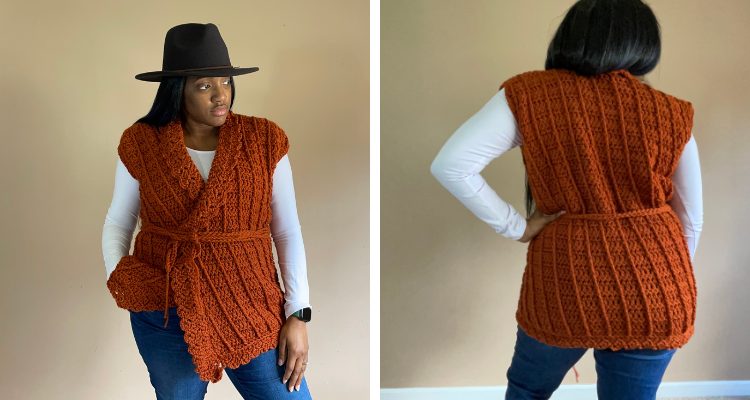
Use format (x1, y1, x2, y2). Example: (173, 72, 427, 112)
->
(194, 330, 280, 383)
(515, 315, 694, 351)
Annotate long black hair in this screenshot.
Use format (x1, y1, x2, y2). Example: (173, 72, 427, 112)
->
(523, 0, 661, 218)
(135, 76, 236, 127)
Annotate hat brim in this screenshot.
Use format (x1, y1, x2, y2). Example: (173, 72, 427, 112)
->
(134, 66, 259, 82)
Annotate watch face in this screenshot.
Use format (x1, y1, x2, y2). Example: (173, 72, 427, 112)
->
(301, 307, 311, 322)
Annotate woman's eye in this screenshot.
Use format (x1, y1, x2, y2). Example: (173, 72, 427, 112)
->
(199, 80, 230, 90)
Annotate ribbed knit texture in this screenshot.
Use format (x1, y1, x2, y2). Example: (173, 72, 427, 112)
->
(106, 110, 289, 382)
(500, 69, 697, 350)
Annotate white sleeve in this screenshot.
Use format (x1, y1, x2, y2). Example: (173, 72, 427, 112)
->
(102, 158, 140, 280)
(668, 134, 703, 261)
(430, 88, 528, 241)
(270, 154, 311, 319)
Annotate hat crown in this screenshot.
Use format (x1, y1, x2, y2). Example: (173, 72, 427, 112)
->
(135, 22, 258, 81)
(162, 23, 232, 71)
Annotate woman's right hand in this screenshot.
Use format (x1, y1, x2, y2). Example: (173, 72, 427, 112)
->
(517, 208, 566, 243)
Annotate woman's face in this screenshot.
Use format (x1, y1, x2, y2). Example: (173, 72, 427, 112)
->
(182, 75, 232, 127)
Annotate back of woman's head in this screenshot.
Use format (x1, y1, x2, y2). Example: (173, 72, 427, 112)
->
(545, 0, 661, 76)
(135, 76, 236, 127)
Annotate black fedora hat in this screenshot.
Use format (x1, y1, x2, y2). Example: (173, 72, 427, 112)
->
(135, 23, 258, 82)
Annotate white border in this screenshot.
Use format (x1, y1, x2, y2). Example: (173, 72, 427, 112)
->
(381, 381, 750, 400)
(370, 0, 381, 400)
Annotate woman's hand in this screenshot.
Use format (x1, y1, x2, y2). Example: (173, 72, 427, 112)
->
(277, 316, 309, 392)
(517, 208, 566, 243)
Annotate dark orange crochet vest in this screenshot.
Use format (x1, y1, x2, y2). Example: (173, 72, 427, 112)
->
(500, 69, 697, 350)
(106, 110, 289, 382)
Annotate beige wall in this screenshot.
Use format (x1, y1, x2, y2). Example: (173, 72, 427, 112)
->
(382, 0, 749, 388)
(0, 1, 368, 399)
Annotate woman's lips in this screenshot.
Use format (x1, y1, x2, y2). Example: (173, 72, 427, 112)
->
(211, 107, 227, 116)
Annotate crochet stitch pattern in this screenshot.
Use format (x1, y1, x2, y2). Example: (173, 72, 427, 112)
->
(106, 110, 289, 382)
(500, 69, 697, 350)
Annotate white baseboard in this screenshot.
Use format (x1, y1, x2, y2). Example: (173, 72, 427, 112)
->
(381, 381, 750, 400)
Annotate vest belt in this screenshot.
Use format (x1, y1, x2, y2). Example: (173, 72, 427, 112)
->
(139, 223, 271, 328)
(557, 204, 672, 221)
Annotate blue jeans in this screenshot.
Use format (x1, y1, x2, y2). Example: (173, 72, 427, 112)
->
(129, 306, 312, 400)
(506, 325, 676, 400)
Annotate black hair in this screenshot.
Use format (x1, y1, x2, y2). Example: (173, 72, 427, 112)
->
(522, 0, 661, 220)
(546, 0, 661, 76)
(135, 76, 236, 127)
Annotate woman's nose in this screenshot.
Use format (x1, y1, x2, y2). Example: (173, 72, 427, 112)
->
(213, 86, 229, 103)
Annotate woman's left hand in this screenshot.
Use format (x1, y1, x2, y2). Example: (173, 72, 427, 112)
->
(277, 316, 309, 392)
(517, 208, 566, 243)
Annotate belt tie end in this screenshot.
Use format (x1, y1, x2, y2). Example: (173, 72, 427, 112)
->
(163, 241, 179, 328)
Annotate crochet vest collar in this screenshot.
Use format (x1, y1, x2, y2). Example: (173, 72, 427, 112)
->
(157, 110, 242, 230)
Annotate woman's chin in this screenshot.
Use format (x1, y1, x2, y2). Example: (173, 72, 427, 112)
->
(211, 113, 228, 124)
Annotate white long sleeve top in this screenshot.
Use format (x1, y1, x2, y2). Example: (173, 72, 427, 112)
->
(431, 88, 703, 261)
(102, 148, 311, 319)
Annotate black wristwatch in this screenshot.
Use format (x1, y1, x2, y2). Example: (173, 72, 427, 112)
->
(290, 307, 312, 322)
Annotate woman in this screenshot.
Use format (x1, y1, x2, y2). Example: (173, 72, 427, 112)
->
(430, 1, 703, 399)
(102, 23, 313, 399)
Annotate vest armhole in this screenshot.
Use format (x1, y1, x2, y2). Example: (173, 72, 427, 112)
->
(117, 128, 141, 182)
(673, 99, 695, 156)
(500, 77, 524, 129)
(681, 100, 695, 146)
(267, 120, 290, 173)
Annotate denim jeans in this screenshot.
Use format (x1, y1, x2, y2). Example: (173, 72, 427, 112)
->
(505, 325, 676, 400)
(129, 306, 312, 400)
